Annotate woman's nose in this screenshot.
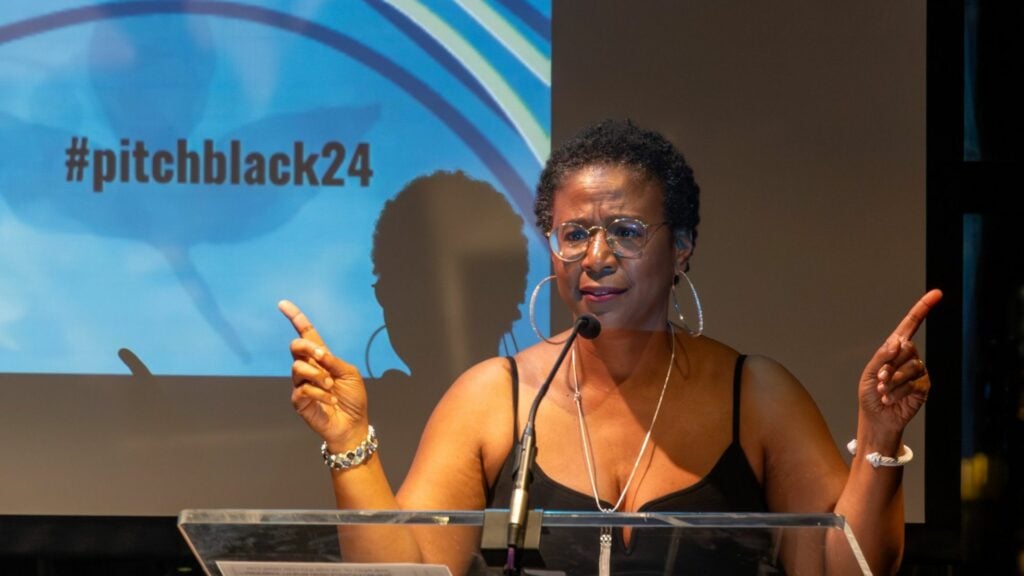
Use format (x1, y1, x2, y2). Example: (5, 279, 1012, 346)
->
(581, 229, 617, 276)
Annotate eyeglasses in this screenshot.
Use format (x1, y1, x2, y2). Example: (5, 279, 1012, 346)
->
(547, 217, 667, 262)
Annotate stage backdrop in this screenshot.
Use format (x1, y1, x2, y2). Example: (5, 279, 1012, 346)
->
(0, 0, 551, 512)
(0, 1, 927, 522)
(550, 1, 928, 522)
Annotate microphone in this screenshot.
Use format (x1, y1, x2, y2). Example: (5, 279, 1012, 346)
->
(505, 314, 601, 569)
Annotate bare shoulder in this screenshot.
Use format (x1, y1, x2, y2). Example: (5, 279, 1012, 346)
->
(735, 354, 830, 439)
(737, 354, 847, 511)
(681, 335, 809, 405)
(398, 356, 516, 506)
(680, 338, 815, 429)
(428, 356, 516, 451)
(438, 356, 515, 406)
(741, 354, 816, 406)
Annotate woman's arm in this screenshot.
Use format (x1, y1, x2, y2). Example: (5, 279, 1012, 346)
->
(834, 289, 942, 574)
(754, 290, 942, 575)
(281, 301, 420, 562)
(280, 301, 510, 574)
(395, 357, 516, 568)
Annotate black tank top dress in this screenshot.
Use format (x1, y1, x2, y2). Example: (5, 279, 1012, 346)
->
(487, 355, 780, 575)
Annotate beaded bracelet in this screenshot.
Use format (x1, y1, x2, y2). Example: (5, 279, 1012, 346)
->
(322, 425, 378, 470)
(847, 439, 913, 468)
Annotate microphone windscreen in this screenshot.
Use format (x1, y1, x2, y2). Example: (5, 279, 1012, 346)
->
(576, 315, 602, 339)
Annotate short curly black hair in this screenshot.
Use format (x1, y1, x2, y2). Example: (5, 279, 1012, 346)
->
(534, 119, 700, 246)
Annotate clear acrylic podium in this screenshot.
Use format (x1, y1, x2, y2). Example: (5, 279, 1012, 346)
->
(178, 509, 872, 575)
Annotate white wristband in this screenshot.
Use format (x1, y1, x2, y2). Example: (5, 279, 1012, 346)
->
(846, 439, 913, 468)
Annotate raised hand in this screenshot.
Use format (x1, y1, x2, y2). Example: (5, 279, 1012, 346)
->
(279, 300, 369, 447)
(859, 289, 943, 435)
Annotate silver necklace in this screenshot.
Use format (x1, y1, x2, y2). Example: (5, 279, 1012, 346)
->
(571, 324, 675, 576)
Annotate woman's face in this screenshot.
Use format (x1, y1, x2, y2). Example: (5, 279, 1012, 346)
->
(550, 164, 688, 332)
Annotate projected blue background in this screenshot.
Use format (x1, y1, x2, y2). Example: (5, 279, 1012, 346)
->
(0, 0, 551, 377)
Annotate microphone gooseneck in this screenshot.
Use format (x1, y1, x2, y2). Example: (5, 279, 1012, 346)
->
(505, 314, 601, 572)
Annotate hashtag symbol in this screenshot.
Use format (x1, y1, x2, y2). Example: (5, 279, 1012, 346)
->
(65, 136, 90, 182)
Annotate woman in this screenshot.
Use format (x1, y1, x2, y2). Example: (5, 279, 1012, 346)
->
(281, 120, 941, 575)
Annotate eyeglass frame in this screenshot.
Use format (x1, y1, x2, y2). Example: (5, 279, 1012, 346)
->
(545, 217, 671, 262)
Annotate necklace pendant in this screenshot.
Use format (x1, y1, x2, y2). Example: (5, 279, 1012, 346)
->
(573, 327, 675, 576)
(599, 526, 612, 576)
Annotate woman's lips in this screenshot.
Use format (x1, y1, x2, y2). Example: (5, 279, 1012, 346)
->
(581, 286, 626, 303)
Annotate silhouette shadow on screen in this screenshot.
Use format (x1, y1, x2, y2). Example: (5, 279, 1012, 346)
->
(365, 170, 528, 484)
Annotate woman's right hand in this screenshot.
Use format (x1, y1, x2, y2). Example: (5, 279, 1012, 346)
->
(278, 300, 369, 448)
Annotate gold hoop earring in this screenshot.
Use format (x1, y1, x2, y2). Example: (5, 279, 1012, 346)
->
(671, 272, 704, 337)
(529, 275, 567, 344)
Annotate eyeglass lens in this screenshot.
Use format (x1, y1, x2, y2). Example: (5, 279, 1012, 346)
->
(550, 218, 648, 260)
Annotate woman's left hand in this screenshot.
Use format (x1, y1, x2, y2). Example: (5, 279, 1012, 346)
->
(859, 289, 943, 435)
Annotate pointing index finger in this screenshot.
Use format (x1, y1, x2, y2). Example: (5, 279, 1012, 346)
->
(278, 299, 326, 347)
(892, 289, 943, 341)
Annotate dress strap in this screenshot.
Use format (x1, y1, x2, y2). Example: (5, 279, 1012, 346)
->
(507, 356, 520, 440)
(732, 354, 747, 443)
